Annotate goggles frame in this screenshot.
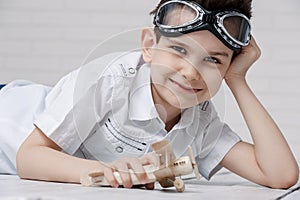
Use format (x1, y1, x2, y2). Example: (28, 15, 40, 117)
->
(153, 0, 251, 51)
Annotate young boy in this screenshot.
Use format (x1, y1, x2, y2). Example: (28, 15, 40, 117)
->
(0, 0, 298, 190)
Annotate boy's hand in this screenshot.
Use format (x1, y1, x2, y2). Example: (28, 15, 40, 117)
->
(225, 36, 261, 83)
(103, 152, 159, 189)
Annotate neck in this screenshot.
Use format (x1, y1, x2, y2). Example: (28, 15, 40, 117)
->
(151, 85, 182, 131)
(154, 103, 181, 123)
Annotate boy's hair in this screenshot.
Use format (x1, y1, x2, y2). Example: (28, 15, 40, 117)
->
(150, 0, 253, 43)
(150, 0, 252, 19)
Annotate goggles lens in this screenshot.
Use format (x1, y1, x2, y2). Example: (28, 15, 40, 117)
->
(222, 15, 251, 44)
(156, 2, 199, 27)
(154, 0, 251, 50)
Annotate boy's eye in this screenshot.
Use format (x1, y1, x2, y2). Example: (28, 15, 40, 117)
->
(170, 46, 186, 54)
(204, 56, 220, 64)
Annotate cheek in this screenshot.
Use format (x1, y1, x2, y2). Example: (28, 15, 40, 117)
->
(151, 47, 182, 68)
(150, 61, 178, 81)
(150, 64, 169, 86)
(200, 68, 225, 95)
(220, 63, 231, 76)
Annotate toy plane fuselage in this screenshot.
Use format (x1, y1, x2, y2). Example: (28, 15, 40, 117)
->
(80, 143, 201, 192)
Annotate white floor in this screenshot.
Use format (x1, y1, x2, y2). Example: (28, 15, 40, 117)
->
(1, 169, 299, 200)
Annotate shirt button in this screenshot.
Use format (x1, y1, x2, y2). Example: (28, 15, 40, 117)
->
(115, 146, 123, 153)
(128, 67, 135, 74)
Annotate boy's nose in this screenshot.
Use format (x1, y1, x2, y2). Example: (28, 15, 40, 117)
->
(179, 64, 201, 81)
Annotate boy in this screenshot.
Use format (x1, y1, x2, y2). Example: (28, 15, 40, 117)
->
(0, 0, 298, 190)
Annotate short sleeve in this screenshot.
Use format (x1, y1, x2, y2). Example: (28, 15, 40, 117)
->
(196, 123, 241, 180)
(34, 56, 116, 155)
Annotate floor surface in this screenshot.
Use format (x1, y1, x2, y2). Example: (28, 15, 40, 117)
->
(1, 169, 299, 200)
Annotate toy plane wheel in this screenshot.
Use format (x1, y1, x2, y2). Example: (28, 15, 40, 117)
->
(174, 178, 185, 192)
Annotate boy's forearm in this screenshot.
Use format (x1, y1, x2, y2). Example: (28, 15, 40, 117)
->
(16, 145, 104, 183)
(226, 77, 299, 179)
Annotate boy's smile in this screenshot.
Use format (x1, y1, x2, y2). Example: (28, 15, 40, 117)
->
(169, 78, 203, 94)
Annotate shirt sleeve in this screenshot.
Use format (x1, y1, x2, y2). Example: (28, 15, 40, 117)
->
(34, 57, 115, 155)
(196, 123, 241, 180)
(193, 101, 241, 180)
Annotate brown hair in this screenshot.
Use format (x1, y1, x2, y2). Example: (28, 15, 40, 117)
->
(150, 0, 253, 19)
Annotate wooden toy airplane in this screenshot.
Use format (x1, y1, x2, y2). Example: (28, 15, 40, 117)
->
(80, 140, 201, 192)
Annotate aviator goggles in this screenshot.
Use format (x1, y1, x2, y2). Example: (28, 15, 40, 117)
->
(153, 0, 251, 51)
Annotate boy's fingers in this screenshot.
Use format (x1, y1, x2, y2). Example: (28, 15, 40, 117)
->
(107, 155, 158, 188)
(103, 166, 119, 188)
(139, 152, 160, 167)
(115, 162, 132, 188)
(128, 158, 148, 184)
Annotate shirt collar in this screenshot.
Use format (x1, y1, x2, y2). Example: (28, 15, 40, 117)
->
(172, 106, 196, 130)
(129, 63, 159, 121)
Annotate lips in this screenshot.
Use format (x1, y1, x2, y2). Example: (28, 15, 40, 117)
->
(169, 78, 202, 94)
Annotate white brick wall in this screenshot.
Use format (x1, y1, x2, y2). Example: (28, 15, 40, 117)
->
(0, 0, 157, 83)
(0, 0, 300, 158)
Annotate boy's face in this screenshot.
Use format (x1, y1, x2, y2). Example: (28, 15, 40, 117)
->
(144, 29, 234, 109)
(142, 5, 235, 109)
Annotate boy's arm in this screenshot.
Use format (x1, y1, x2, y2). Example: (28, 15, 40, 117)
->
(220, 37, 299, 189)
(16, 127, 151, 188)
(16, 127, 104, 183)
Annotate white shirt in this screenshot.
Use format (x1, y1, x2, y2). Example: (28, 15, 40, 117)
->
(0, 51, 240, 179)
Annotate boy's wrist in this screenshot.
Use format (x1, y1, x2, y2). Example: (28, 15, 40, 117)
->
(224, 75, 247, 88)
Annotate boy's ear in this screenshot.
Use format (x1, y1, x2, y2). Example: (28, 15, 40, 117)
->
(141, 28, 156, 63)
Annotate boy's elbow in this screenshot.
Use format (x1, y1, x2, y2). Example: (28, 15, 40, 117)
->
(16, 144, 29, 179)
(267, 168, 299, 189)
(16, 147, 24, 178)
(268, 176, 298, 189)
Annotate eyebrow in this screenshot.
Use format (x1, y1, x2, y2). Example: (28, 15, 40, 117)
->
(165, 37, 190, 49)
(165, 37, 230, 58)
(208, 51, 230, 58)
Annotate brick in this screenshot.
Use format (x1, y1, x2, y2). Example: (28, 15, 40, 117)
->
(64, 0, 122, 12)
(62, 27, 120, 41)
(0, 25, 64, 40)
(0, 70, 61, 85)
(60, 56, 84, 72)
(0, 0, 64, 11)
(30, 11, 91, 26)
(253, 0, 299, 14)
(0, 41, 31, 55)
(0, 57, 4, 70)
(0, 11, 31, 25)
(89, 13, 151, 27)
(64, 0, 154, 14)
(4, 56, 60, 71)
(31, 41, 94, 56)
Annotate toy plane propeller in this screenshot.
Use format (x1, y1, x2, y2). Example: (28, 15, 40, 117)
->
(80, 140, 201, 192)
